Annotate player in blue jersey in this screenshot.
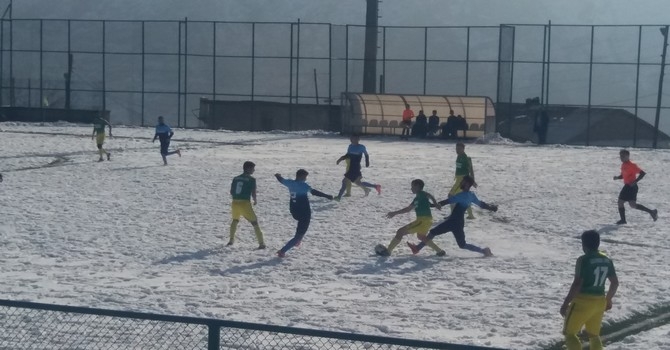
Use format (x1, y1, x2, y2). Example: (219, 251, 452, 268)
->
(334, 134, 381, 200)
(275, 169, 335, 257)
(152, 116, 181, 165)
(407, 175, 497, 257)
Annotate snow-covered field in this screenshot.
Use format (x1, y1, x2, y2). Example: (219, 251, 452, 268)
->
(1, 123, 669, 349)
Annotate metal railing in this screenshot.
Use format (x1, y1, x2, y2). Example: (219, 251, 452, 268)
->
(0, 299, 505, 350)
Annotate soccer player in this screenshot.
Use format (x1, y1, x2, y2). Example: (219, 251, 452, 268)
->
(407, 175, 496, 257)
(275, 169, 334, 257)
(377, 179, 445, 257)
(152, 116, 181, 165)
(613, 149, 658, 224)
(400, 104, 414, 140)
(227, 161, 266, 249)
(560, 230, 619, 350)
(450, 142, 476, 219)
(91, 114, 112, 162)
(334, 134, 381, 200)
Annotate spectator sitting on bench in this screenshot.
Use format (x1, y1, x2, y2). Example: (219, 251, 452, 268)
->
(412, 110, 428, 138)
(427, 110, 440, 136)
(442, 110, 458, 139)
(455, 114, 468, 137)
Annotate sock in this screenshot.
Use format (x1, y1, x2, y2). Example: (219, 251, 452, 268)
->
(462, 243, 484, 253)
(588, 336, 603, 350)
(253, 225, 265, 246)
(564, 334, 581, 350)
(635, 204, 653, 214)
(425, 240, 443, 252)
(618, 206, 626, 221)
(345, 181, 352, 196)
(361, 181, 375, 188)
(98, 148, 104, 158)
(387, 237, 402, 253)
(337, 181, 347, 198)
(229, 220, 239, 243)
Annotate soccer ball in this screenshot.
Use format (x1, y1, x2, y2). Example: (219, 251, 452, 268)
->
(374, 244, 389, 256)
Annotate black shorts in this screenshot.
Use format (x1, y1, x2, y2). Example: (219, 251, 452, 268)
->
(345, 170, 362, 182)
(618, 184, 638, 201)
(401, 120, 412, 127)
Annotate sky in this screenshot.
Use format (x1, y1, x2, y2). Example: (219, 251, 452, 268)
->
(1, 122, 669, 349)
(13, 0, 670, 26)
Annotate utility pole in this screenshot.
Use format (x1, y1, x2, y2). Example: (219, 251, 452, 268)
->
(653, 25, 668, 149)
(363, 0, 379, 93)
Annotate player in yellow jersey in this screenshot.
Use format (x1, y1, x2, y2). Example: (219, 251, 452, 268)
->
(227, 161, 266, 249)
(91, 115, 112, 162)
(376, 179, 444, 256)
(561, 230, 619, 350)
(450, 142, 476, 219)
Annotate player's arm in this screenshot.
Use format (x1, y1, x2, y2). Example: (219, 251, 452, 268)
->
(468, 157, 477, 187)
(606, 273, 619, 311)
(336, 154, 349, 165)
(386, 202, 414, 218)
(632, 170, 646, 184)
(107, 121, 113, 138)
(252, 183, 258, 205)
(363, 147, 370, 167)
(310, 189, 333, 200)
(274, 173, 285, 183)
(152, 130, 158, 143)
(229, 180, 236, 197)
(560, 260, 584, 317)
(426, 192, 442, 210)
(91, 128, 95, 140)
(613, 173, 622, 180)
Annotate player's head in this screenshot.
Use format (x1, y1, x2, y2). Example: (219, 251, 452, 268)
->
(296, 169, 309, 180)
(460, 175, 474, 191)
(0, 173, 3, 183)
(350, 134, 360, 144)
(619, 149, 630, 162)
(431, 110, 437, 116)
(419, 110, 424, 115)
(405, 104, 410, 109)
(243, 161, 255, 174)
(456, 142, 465, 154)
(581, 230, 600, 252)
(158, 116, 165, 124)
(410, 179, 424, 193)
(449, 110, 454, 115)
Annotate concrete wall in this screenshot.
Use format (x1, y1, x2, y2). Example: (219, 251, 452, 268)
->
(0, 107, 110, 124)
(198, 99, 340, 132)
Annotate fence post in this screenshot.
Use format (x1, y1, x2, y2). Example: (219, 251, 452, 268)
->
(183, 17, 188, 128)
(653, 25, 669, 149)
(465, 26, 470, 95)
(633, 25, 642, 147)
(586, 26, 594, 146)
(208, 324, 220, 350)
(102, 20, 106, 117)
(177, 20, 182, 127)
(345, 25, 348, 93)
(423, 26, 427, 95)
(141, 21, 145, 126)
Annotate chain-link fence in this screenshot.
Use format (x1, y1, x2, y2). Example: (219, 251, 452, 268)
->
(0, 299, 503, 350)
(0, 16, 668, 146)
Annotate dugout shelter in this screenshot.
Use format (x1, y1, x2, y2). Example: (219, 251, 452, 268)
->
(341, 93, 496, 137)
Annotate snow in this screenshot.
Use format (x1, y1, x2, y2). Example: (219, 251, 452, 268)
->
(1, 123, 669, 349)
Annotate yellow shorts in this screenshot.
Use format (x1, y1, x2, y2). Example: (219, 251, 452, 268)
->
(449, 175, 465, 196)
(401, 217, 433, 235)
(96, 133, 106, 145)
(231, 200, 257, 222)
(563, 294, 607, 336)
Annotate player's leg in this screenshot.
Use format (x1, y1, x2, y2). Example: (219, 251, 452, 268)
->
(228, 201, 242, 246)
(452, 227, 490, 255)
(351, 176, 372, 196)
(278, 214, 310, 256)
(335, 177, 348, 200)
(386, 221, 415, 254)
(242, 202, 265, 249)
(415, 218, 444, 255)
(583, 298, 607, 350)
(359, 179, 382, 195)
(96, 134, 106, 161)
(160, 141, 169, 165)
(616, 186, 629, 224)
(562, 298, 592, 350)
(345, 178, 352, 197)
(412, 219, 450, 253)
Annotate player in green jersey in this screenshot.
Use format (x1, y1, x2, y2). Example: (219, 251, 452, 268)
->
(560, 230, 619, 350)
(376, 179, 445, 256)
(227, 161, 266, 249)
(91, 115, 112, 162)
(449, 142, 476, 219)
